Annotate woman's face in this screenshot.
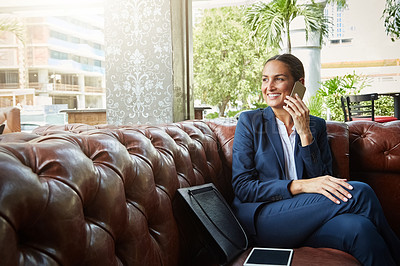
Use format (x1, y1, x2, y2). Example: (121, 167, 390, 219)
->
(261, 60, 296, 109)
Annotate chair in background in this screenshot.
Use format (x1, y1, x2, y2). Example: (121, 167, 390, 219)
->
(341, 93, 398, 123)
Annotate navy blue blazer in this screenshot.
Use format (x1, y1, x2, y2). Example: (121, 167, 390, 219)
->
(231, 107, 332, 235)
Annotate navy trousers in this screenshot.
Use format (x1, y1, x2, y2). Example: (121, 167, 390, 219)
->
(253, 181, 400, 265)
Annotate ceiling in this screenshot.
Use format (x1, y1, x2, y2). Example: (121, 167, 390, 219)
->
(0, 0, 258, 17)
(0, 0, 104, 16)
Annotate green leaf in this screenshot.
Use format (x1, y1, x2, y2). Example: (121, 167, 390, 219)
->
(382, 0, 400, 41)
(194, 6, 276, 116)
(0, 16, 25, 44)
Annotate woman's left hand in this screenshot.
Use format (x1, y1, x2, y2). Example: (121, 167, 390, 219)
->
(289, 175, 353, 204)
(283, 94, 313, 146)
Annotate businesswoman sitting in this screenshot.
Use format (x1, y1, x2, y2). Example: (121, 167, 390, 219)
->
(232, 54, 400, 265)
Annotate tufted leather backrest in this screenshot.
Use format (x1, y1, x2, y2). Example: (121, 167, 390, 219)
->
(348, 120, 400, 237)
(30, 119, 351, 204)
(0, 121, 224, 265)
(5, 119, 390, 265)
(326, 121, 350, 179)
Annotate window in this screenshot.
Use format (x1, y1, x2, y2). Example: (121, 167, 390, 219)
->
(81, 57, 89, 64)
(50, 30, 68, 41)
(70, 36, 80, 44)
(62, 74, 79, 85)
(50, 50, 68, 60)
(93, 43, 102, 50)
(94, 60, 102, 67)
(0, 71, 18, 83)
(29, 72, 39, 82)
(382, 77, 394, 82)
(330, 38, 352, 45)
(72, 55, 81, 63)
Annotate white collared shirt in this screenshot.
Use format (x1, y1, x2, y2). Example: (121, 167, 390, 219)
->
(275, 118, 298, 180)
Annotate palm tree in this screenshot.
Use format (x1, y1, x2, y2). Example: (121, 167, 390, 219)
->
(383, 0, 400, 41)
(0, 16, 25, 43)
(0, 16, 26, 94)
(245, 0, 343, 53)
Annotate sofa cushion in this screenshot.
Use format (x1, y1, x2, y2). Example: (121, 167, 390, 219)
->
(348, 120, 400, 237)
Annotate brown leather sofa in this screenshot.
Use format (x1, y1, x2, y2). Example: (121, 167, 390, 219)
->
(0, 119, 398, 266)
(0, 107, 21, 134)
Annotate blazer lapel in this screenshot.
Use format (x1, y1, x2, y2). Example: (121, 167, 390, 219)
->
(295, 134, 304, 179)
(263, 108, 286, 178)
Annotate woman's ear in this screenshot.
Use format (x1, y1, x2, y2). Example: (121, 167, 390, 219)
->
(299, 78, 305, 85)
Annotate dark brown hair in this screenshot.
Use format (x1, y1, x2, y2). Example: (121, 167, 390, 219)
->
(265, 54, 305, 82)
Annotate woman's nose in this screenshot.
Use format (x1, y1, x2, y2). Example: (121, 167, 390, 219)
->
(266, 81, 275, 91)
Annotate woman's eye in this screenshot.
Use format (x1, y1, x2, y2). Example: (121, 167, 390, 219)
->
(262, 78, 268, 82)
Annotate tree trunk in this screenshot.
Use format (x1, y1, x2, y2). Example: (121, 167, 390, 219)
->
(218, 97, 230, 117)
(286, 21, 291, 54)
(18, 39, 26, 90)
(17, 19, 27, 93)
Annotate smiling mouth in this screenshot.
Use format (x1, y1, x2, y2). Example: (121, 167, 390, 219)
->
(268, 93, 281, 98)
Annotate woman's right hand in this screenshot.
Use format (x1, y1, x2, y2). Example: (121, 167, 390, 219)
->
(289, 175, 353, 204)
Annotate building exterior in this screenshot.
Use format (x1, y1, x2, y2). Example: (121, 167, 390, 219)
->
(1, 0, 397, 126)
(2, 0, 192, 126)
(0, 14, 105, 109)
(194, 0, 400, 96)
(321, 0, 400, 94)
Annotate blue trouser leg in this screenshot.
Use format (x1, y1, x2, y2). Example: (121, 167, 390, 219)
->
(304, 214, 396, 266)
(253, 181, 400, 265)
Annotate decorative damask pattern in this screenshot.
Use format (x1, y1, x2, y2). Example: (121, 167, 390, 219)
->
(105, 0, 173, 125)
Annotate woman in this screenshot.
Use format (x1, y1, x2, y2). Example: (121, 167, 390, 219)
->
(232, 54, 400, 265)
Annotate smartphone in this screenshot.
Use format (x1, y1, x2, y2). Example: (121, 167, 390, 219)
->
(290, 81, 306, 100)
(244, 247, 294, 266)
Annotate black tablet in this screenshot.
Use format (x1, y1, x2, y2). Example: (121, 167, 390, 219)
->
(244, 247, 293, 266)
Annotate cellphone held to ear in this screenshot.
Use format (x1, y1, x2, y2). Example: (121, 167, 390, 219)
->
(290, 81, 306, 100)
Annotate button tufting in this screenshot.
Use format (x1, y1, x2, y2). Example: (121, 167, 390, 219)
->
(384, 151, 389, 156)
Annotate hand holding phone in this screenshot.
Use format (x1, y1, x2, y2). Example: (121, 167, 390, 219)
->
(285, 81, 313, 145)
(290, 81, 306, 100)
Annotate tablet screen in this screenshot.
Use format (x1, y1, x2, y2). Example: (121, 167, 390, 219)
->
(244, 248, 293, 266)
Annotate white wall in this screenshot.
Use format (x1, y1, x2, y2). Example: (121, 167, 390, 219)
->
(321, 0, 400, 93)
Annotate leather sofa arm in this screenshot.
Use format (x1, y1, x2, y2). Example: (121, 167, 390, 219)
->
(347, 120, 400, 237)
(0, 107, 21, 133)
